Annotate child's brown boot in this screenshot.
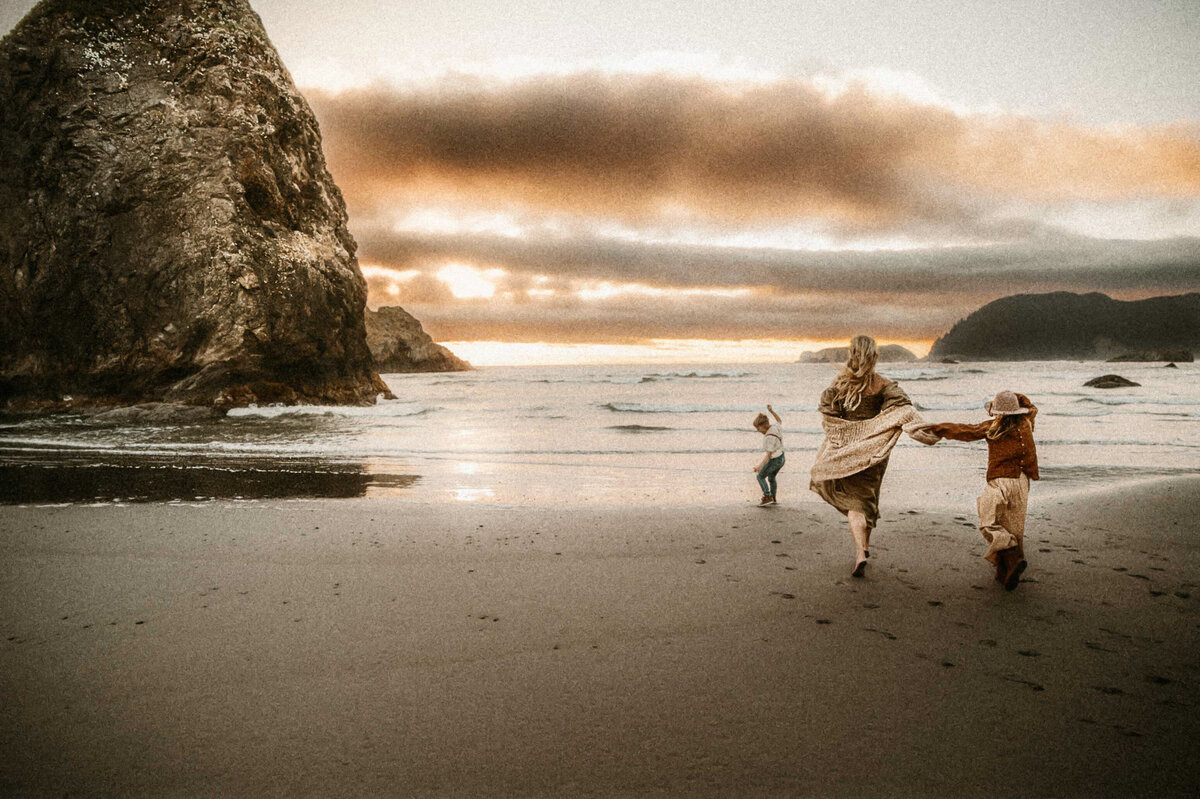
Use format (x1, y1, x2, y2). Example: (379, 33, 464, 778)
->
(1001, 550, 1027, 591)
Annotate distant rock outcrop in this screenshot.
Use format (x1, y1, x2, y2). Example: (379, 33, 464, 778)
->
(365, 307, 472, 373)
(927, 293, 1200, 361)
(797, 344, 918, 364)
(0, 0, 392, 410)
(1083, 375, 1140, 389)
(1107, 350, 1194, 363)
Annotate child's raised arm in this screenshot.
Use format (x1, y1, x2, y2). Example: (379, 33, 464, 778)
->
(1014, 393, 1038, 427)
(767, 404, 781, 423)
(926, 420, 990, 442)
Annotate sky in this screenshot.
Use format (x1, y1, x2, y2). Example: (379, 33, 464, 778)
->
(3, 0, 1199, 364)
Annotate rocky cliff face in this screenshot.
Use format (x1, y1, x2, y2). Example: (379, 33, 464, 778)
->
(928, 293, 1200, 361)
(365, 306, 472, 373)
(0, 0, 391, 409)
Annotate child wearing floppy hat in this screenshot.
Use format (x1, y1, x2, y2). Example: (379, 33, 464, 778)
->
(926, 390, 1039, 590)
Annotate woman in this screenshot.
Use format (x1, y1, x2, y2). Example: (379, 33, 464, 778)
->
(809, 335, 938, 577)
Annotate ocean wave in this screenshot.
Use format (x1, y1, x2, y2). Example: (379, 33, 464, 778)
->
(1072, 396, 1200, 408)
(644, 371, 752, 380)
(888, 370, 953, 382)
(599, 402, 765, 414)
(228, 402, 435, 419)
(912, 402, 985, 412)
(1043, 409, 1116, 418)
(607, 424, 674, 432)
(1036, 438, 1200, 449)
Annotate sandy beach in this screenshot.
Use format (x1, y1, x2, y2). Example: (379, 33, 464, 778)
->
(2, 477, 1198, 797)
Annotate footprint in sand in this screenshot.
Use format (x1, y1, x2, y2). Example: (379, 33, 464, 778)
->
(1017, 649, 1040, 657)
(1085, 641, 1116, 653)
(864, 627, 897, 640)
(927, 600, 943, 607)
(1003, 675, 1044, 691)
(1093, 686, 1124, 695)
(979, 639, 998, 647)
(1145, 675, 1172, 685)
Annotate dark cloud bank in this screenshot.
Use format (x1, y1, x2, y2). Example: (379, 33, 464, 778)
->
(306, 73, 1200, 343)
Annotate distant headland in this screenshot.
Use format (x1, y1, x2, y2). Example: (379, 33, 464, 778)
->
(927, 292, 1200, 361)
(798, 344, 918, 364)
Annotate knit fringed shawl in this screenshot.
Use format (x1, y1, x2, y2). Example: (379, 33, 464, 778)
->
(810, 405, 939, 482)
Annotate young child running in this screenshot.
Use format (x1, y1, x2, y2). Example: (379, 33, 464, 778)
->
(752, 404, 785, 506)
(927, 390, 1039, 590)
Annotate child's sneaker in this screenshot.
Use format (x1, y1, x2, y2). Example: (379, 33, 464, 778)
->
(758, 495, 773, 506)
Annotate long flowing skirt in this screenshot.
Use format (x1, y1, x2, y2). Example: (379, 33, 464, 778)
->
(809, 457, 890, 530)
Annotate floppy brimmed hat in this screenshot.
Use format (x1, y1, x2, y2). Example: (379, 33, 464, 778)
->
(985, 390, 1029, 416)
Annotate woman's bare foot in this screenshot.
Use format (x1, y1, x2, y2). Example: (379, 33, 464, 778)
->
(851, 559, 867, 578)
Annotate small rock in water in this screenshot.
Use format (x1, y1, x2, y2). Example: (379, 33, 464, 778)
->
(1083, 374, 1140, 389)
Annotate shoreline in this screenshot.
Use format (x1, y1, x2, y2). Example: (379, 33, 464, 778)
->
(1, 444, 1194, 509)
(2, 475, 1198, 796)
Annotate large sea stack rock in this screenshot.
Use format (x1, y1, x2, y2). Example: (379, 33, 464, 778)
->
(927, 292, 1200, 362)
(365, 306, 472, 373)
(0, 0, 392, 409)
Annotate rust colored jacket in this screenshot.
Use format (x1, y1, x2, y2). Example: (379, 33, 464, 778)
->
(928, 394, 1039, 481)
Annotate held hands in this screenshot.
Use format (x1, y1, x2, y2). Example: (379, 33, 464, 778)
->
(910, 423, 943, 446)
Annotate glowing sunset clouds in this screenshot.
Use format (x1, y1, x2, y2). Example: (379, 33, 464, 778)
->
(5, 1, 1195, 363)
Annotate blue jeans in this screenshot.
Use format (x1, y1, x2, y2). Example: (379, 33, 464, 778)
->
(757, 453, 785, 497)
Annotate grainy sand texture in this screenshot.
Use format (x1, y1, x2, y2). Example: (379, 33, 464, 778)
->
(2, 477, 1198, 797)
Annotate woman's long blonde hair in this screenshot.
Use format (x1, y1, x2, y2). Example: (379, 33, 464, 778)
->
(829, 335, 879, 411)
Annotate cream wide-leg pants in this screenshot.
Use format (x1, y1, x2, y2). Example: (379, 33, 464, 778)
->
(976, 474, 1030, 564)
